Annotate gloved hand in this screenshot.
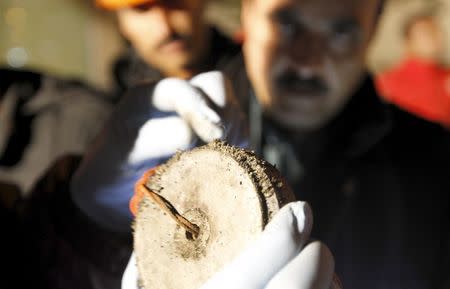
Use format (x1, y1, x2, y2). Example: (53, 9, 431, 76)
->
(121, 201, 342, 289)
(71, 71, 248, 232)
(152, 72, 227, 142)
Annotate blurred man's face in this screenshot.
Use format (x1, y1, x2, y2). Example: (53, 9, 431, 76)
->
(405, 17, 444, 62)
(242, 0, 381, 132)
(118, 0, 207, 78)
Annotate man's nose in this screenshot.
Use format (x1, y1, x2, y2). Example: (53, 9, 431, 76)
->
(287, 32, 326, 70)
(150, 7, 174, 38)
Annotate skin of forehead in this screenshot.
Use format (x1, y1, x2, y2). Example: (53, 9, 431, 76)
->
(253, 0, 376, 13)
(128, 0, 207, 9)
(250, 0, 381, 25)
(245, 0, 382, 54)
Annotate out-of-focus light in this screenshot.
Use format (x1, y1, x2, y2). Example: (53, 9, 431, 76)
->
(5, 7, 27, 28)
(6, 47, 28, 68)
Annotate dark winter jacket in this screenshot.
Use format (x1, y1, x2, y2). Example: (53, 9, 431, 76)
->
(249, 77, 450, 289)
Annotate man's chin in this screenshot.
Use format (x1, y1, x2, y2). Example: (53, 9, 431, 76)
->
(271, 113, 329, 133)
(163, 55, 191, 67)
(157, 57, 195, 77)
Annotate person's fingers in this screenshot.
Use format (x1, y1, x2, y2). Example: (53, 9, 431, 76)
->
(187, 109, 223, 142)
(265, 241, 335, 289)
(197, 101, 221, 124)
(200, 201, 313, 289)
(152, 78, 188, 111)
(152, 76, 225, 142)
(190, 71, 227, 107)
(127, 116, 193, 164)
(182, 96, 223, 141)
(122, 252, 139, 289)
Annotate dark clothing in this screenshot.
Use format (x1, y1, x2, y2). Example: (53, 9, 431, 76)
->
(21, 156, 132, 289)
(249, 77, 450, 289)
(0, 69, 114, 289)
(0, 69, 40, 167)
(112, 27, 241, 95)
(0, 68, 112, 196)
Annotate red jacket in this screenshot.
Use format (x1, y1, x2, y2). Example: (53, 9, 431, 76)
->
(376, 58, 450, 127)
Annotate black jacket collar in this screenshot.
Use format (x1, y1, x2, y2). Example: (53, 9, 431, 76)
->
(250, 76, 392, 179)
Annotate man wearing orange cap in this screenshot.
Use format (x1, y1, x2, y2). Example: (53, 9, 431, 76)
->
(16, 2, 241, 288)
(99, 0, 240, 93)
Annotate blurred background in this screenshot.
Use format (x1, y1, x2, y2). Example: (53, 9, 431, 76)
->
(368, 0, 450, 72)
(1, 0, 449, 89)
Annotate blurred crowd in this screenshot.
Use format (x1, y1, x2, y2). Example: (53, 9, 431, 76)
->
(1, 0, 449, 289)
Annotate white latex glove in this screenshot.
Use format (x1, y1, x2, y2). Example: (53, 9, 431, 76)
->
(122, 202, 342, 289)
(71, 71, 248, 232)
(129, 71, 245, 164)
(153, 73, 225, 142)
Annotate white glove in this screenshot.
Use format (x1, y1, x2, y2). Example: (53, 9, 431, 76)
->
(152, 72, 228, 142)
(71, 71, 248, 232)
(122, 202, 342, 289)
(128, 71, 244, 164)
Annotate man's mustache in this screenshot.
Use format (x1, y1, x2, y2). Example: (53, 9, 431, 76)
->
(156, 33, 191, 50)
(276, 70, 328, 94)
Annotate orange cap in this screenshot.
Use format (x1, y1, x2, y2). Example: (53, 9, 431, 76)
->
(96, 0, 156, 10)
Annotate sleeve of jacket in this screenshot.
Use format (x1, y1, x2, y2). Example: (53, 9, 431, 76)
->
(71, 74, 250, 233)
(70, 84, 192, 233)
